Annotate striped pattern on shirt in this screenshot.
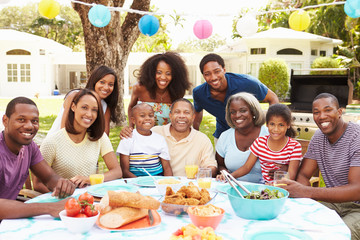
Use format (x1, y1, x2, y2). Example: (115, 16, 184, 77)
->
(250, 135, 302, 182)
(129, 153, 163, 176)
(305, 122, 360, 190)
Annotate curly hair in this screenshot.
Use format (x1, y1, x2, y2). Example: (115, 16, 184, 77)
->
(138, 52, 191, 102)
(266, 103, 297, 138)
(85, 65, 119, 123)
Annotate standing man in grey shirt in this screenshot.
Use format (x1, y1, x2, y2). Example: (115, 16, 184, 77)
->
(280, 93, 360, 240)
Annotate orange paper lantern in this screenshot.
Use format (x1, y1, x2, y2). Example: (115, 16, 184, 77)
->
(38, 0, 60, 19)
(289, 10, 310, 31)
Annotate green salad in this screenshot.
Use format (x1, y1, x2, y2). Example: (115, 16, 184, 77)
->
(244, 188, 285, 200)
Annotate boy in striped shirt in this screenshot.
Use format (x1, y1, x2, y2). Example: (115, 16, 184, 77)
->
(117, 103, 173, 177)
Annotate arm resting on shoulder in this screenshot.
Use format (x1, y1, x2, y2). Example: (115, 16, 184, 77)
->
(0, 198, 67, 220)
(193, 110, 203, 130)
(103, 108, 111, 136)
(263, 89, 279, 105)
(127, 84, 141, 128)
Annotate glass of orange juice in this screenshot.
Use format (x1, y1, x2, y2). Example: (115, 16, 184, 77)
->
(89, 165, 104, 185)
(185, 165, 199, 179)
(197, 168, 212, 189)
(273, 170, 289, 187)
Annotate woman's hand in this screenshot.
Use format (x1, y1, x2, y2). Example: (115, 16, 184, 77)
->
(119, 126, 133, 139)
(70, 176, 90, 188)
(216, 174, 226, 182)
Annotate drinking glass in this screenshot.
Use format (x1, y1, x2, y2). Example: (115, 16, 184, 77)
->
(197, 168, 212, 189)
(89, 165, 104, 185)
(273, 170, 289, 187)
(185, 165, 199, 179)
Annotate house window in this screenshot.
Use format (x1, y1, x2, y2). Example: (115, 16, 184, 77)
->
(277, 48, 302, 55)
(7, 64, 18, 82)
(250, 48, 266, 55)
(39, 49, 46, 55)
(249, 63, 260, 78)
(6, 49, 31, 55)
(320, 50, 326, 57)
(311, 49, 318, 56)
(7, 64, 31, 82)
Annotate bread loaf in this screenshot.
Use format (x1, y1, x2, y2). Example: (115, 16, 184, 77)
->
(101, 191, 160, 210)
(99, 207, 148, 228)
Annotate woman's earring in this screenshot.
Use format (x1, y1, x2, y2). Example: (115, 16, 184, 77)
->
(253, 116, 256, 119)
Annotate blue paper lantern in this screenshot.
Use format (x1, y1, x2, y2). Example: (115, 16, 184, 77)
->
(138, 15, 159, 36)
(88, 5, 111, 28)
(344, 0, 360, 18)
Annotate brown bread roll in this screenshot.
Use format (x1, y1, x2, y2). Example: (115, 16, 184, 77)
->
(102, 191, 160, 210)
(99, 207, 148, 229)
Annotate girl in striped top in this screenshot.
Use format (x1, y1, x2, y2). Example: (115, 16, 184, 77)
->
(231, 104, 302, 183)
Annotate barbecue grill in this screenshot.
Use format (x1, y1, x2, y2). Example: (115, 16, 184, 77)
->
(289, 68, 360, 140)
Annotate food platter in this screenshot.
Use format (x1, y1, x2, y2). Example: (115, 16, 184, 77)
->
(26, 193, 79, 203)
(131, 176, 169, 188)
(243, 227, 312, 240)
(160, 191, 218, 216)
(96, 210, 161, 231)
(87, 181, 138, 198)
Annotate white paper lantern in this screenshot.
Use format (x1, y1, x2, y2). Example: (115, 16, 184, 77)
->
(236, 14, 258, 37)
(0, 0, 11, 4)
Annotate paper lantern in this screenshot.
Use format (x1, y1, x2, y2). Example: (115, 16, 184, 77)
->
(236, 14, 258, 37)
(38, 0, 60, 19)
(0, 0, 11, 4)
(88, 5, 111, 28)
(138, 15, 159, 36)
(289, 10, 310, 31)
(344, 0, 360, 18)
(193, 20, 213, 39)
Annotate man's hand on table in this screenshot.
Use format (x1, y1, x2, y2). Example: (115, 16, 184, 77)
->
(277, 178, 310, 198)
(51, 178, 76, 199)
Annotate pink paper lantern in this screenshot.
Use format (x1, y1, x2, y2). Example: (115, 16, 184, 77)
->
(193, 20, 213, 39)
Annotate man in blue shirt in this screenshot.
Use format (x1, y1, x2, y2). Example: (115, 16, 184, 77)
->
(193, 53, 279, 140)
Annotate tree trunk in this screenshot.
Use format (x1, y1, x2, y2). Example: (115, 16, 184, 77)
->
(72, 0, 151, 125)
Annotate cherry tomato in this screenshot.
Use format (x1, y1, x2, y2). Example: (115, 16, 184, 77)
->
(173, 229, 183, 236)
(65, 198, 81, 217)
(84, 205, 98, 217)
(75, 213, 88, 218)
(78, 192, 94, 205)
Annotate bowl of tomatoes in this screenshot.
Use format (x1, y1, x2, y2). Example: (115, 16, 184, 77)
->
(60, 192, 99, 234)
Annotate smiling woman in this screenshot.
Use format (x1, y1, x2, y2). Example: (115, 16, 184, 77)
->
(33, 89, 122, 193)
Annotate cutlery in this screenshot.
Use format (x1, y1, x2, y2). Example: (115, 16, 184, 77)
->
(148, 210, 154, 226)
(220, 170, 251, 198)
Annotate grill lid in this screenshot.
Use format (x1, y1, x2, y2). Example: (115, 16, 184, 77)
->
(289, 69, 352, 112)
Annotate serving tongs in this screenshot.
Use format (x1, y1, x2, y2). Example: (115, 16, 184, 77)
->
(220, 170, 251, 199)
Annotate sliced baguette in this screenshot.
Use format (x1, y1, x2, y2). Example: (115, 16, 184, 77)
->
(99, 207, 148, 229)
(103, 191, 160, 210)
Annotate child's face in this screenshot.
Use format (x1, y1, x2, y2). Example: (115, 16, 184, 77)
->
(131, 105, 155, 133)
(266, 115, 289, 141)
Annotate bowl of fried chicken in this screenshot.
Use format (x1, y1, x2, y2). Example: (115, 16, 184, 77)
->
(160, 182, 216, 215)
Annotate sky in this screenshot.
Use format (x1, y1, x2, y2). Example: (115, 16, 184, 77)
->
(0, 0, 270, 47)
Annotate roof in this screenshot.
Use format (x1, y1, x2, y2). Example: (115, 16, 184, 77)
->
(0, 29, 71, 52)
(245, 27, 343, 44)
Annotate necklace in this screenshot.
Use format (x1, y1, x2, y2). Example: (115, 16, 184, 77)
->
(156, 90, 167, 101)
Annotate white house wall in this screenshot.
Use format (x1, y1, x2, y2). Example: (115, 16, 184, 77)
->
(0, 43, 54, 98)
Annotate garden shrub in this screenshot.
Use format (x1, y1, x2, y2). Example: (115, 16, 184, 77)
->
(258, 58, 289, 100)
(310, 57, 344, 75)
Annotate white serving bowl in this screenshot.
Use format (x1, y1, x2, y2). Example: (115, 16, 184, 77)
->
(155, 178, 183, 195)
(59, 210, 99, 234)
